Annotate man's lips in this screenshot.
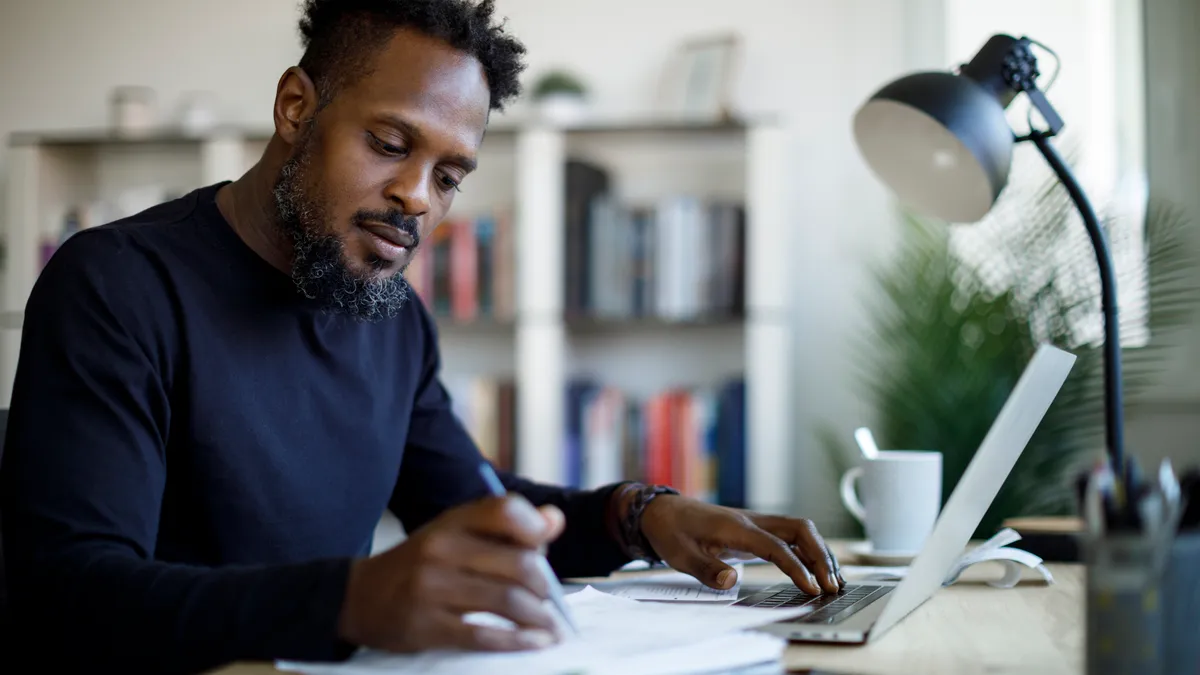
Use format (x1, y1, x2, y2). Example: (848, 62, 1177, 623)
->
(359, 221, 416, 249)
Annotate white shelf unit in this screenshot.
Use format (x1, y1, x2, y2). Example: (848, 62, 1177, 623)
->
(511, 120, 794, 515)
(2, 128, 260, 406)
(2, 118, 794, 514)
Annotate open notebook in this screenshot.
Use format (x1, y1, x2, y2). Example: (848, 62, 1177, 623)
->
(276, 585, 809, 675)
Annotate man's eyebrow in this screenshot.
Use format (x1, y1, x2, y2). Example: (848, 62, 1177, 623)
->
(376, 113, 478, 172)
(450, 153, 478, 172)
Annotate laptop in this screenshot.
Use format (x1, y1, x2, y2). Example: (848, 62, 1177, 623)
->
(736, 343, 1077, 644)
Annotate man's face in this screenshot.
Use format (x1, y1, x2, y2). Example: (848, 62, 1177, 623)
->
(273, 27, 490, 321)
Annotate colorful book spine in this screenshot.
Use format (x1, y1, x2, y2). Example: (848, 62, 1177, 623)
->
(566, 379, 744, 505)
(415, 210, 513, 321)
(492, 209, 515, 320)
(449, 218, 478, 321)
(444, 376, 519, 473)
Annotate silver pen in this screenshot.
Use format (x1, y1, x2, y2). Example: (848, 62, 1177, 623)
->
(476, 462, 580, 636)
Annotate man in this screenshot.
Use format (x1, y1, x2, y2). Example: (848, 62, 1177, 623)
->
(0, 1, 843, 673)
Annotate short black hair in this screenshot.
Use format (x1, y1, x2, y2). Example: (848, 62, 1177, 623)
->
(298, 0, 527, 112)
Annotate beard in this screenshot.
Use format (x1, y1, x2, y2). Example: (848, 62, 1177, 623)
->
(271, 128, 416, 322)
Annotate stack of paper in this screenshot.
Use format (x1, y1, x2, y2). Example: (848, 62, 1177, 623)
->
(277, 585, 810, 675)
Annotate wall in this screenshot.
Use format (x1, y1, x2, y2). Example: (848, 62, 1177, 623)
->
(1125, 0, 1200, 471)
(0, 0, 922, 535)
(0, 0, 1165, 536)
(945, 0, 1132, 204)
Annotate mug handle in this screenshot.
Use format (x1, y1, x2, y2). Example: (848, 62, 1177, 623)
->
(839, 466, 867, 524)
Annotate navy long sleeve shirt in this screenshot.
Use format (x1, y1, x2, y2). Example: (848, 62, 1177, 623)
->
(0, 182, 631, 674)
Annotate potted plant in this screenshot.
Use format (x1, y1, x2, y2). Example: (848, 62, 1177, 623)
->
(820, 151, 1198, 540)
(530, 70, 589, 124)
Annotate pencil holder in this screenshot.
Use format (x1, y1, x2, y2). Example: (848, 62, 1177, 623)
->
(1082, 532, 1200, 675)
(1162, 532, 1200, 674)
(1082, 534, 1164, 675)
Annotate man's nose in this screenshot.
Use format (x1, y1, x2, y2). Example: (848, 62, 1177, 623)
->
(383, 166, 432, 217)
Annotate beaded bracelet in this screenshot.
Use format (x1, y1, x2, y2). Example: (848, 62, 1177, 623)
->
(620, 484, 681, 563)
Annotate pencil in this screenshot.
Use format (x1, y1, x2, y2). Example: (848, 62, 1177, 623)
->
(477, 462, 580, 636)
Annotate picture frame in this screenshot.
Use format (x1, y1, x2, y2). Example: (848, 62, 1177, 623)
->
(657, 33, 742, 122)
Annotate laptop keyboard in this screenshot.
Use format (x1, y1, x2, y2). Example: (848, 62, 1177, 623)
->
(747, 584, 893, 624)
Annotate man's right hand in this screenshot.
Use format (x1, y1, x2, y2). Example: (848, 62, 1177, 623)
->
(337, 495, 566, 653)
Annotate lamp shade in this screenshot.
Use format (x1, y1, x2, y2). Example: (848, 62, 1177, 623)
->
(852, 71, 1015, 223)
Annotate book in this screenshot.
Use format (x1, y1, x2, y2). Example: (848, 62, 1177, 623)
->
(565, 377, 746, 505)
(409, 210, 513, 322)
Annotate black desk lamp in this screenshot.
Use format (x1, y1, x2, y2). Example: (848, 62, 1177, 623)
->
(850, 34, 1125, 477)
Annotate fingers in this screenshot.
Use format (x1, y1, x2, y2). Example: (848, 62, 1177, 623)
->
(790, 544, 844, 590)
(673, 543, 741, 590)
(538, 504, 566, 540)
(755, 514, 842, 593)
(451, 536, 552, 600)
(789, 519, 841, 592)
(442, 571, 562, 638)
(726, 521, 822, 595)
(449, 495, 560, 549)
(436, 611, 558, 652)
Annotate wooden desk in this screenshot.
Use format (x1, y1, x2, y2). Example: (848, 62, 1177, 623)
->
(756, 560, 1082, 673)
(214, 543, 1083, 675)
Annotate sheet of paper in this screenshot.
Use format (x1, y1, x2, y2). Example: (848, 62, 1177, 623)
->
(942, 544, 1055, 588)
(596, 630, 788, 675)
(617, 551, 766, 572)
(838, 529, 1056, 589)
(594, 564, 742, 602)
(276, 585, 809, 675)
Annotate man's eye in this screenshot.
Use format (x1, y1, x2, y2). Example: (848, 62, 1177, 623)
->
(369, 133, 406, 156)
(438, 174, 462, 193)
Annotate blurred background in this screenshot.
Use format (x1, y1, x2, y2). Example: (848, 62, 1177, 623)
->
(0, 0, 1196, 540)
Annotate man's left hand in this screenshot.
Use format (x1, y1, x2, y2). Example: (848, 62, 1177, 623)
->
(639, 496, 845, 595)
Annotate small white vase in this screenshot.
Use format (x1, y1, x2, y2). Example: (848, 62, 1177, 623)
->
(179, 91, 219, 137)
(536, 93, 588, 125)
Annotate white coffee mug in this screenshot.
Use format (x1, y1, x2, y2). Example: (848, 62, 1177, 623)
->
(839, 450, 943, 553)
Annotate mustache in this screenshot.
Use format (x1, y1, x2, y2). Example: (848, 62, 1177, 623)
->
(353, 209, 421, 248)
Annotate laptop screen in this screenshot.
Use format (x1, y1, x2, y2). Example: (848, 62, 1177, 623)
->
(870, 343, 1076, 638)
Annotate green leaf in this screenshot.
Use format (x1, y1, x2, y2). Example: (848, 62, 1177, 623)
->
(820, 151, 1200, 539)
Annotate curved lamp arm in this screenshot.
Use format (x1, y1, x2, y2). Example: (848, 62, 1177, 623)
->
(1025, 131, 1125, 476)
(1000, 36, 1126, 478)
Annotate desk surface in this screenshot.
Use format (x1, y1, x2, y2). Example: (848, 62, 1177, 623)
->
(213, 542, 1083, 675)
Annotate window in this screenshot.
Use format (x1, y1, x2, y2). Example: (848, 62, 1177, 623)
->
(943, 0, 1149, 348)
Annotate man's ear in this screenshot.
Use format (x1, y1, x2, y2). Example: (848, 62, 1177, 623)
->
(274, 66, 319, 146)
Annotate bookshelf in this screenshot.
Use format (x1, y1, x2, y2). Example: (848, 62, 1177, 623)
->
(2, 116, 795, 515)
